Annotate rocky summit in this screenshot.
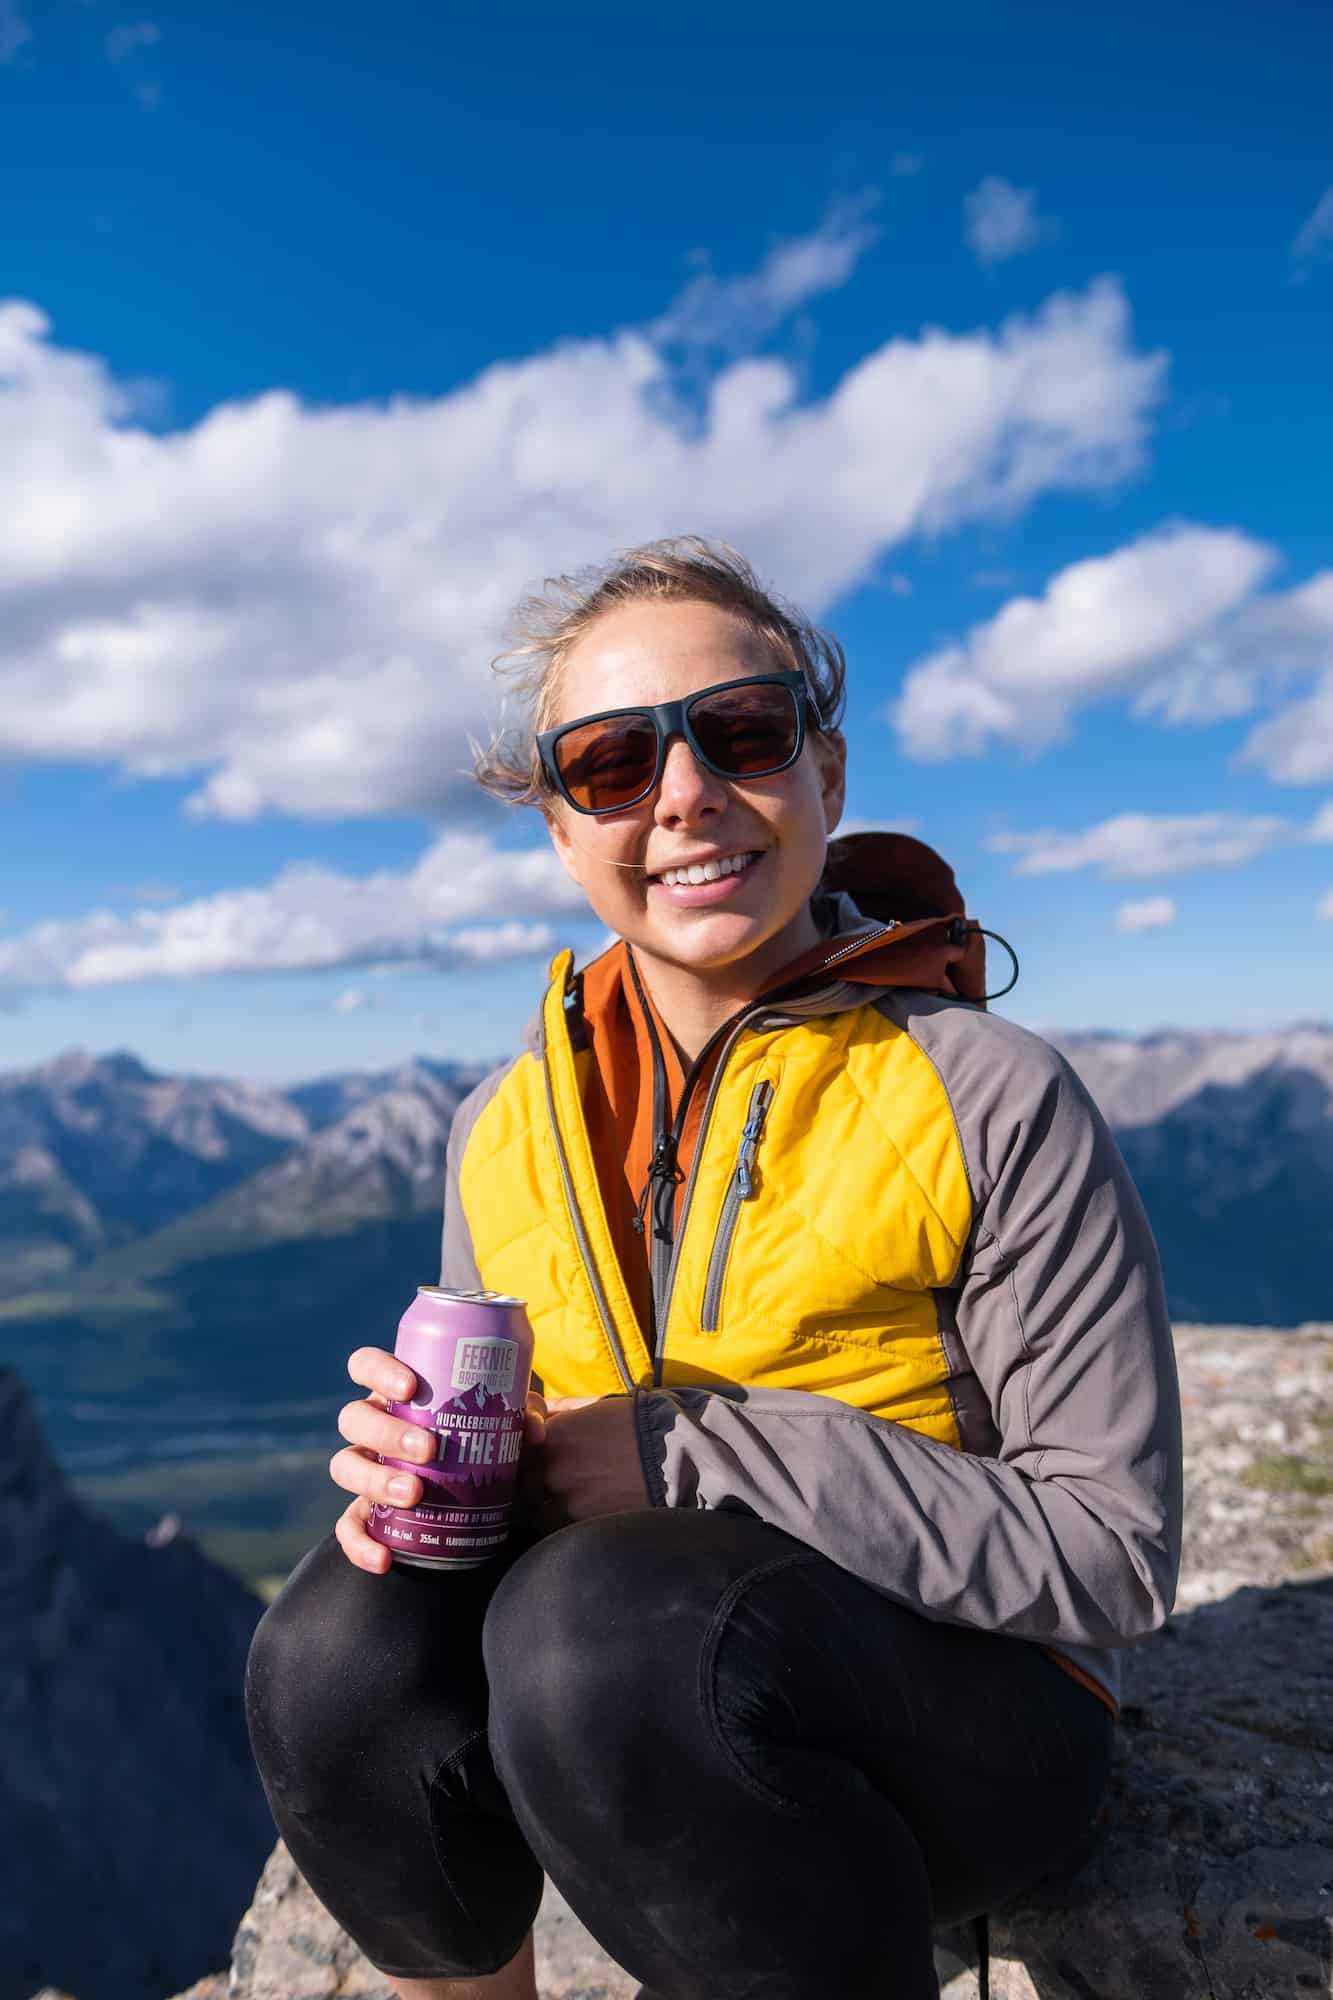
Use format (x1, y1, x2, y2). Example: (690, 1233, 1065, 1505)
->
(146, 1322, 1331, 2000)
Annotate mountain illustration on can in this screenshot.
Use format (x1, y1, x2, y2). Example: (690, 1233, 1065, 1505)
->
(368, 1286, 535, 1571)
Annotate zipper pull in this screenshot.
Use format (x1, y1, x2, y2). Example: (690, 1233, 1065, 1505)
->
(633, 1132, 679, 1235)
(732, 1082, 773, 1200)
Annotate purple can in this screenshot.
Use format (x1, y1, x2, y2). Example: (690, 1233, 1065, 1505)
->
(368, 1286, 535, 1571)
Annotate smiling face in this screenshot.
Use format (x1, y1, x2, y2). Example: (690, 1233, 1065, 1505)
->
(544, 599, 846, 1016)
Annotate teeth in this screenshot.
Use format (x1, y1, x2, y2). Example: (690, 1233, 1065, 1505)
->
(660, 852, 755, 888)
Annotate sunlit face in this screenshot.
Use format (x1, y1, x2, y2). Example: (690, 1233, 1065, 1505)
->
(544, 599, 845, 997)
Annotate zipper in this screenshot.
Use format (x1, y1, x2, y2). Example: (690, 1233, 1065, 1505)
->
(819, 919, 897, 967)
(700, 1079, 774, 1332)
(538, 1017, 636, 1393)
(652, 1011, 759, 1372)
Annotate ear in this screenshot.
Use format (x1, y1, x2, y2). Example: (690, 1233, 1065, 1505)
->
(811, 728, 846, 837)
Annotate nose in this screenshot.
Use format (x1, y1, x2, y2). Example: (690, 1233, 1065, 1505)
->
(653, 733, 728, 826)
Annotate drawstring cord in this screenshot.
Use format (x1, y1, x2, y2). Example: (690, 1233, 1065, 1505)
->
(631, 1131, 680, 1237)
(947, 918, 1020, 1003)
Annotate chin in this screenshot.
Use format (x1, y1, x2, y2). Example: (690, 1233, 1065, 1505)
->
(640, 917, 775, 973)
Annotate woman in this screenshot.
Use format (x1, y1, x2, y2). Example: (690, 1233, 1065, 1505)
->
(245, 539, 1183, 2000)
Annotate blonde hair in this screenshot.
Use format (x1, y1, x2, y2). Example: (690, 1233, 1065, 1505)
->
(472, 536, 848, 807)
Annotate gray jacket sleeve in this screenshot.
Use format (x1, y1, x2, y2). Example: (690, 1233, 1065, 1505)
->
(632, 1020, 1183, 1657)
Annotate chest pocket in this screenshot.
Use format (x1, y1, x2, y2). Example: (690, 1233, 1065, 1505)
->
(670, 1013, 972, 1392)
(700, 1077, 776, 1332)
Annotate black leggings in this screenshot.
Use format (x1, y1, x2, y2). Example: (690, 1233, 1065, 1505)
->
(245, 1511, 1112, 1999)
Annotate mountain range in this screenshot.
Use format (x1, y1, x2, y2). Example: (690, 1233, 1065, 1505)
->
(5, 1024, 1331, 1313)
(1046, 1024, 1333, 1325)
(0, 1049, 490, 1292)
(0, 1024, 1329, 1572)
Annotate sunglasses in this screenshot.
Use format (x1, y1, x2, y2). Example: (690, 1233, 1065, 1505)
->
(536, 671, 817, 816)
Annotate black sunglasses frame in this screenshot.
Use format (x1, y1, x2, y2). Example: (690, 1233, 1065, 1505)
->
(536, 670, 817, 816)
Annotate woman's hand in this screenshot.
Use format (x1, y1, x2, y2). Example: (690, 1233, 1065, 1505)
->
(523, 1393, 652, 1535)
(330, 1345, 547, 1573)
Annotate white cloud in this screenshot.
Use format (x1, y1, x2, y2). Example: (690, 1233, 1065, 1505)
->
(0, 0, 31, 62)
(1231, 647, 1333, 784)
(990, 812, 1290, 880)
(1291, 187, 1333, 266)
(1136, 569, 1333, 737)
(446, 920, 555, 962)
(1309, 801, 1333, 841)
(1116, 896, 1176, 933)
(105, 19, 160, 61)
(893, 527, 1333, 778)
(894, 526, 1275, 759)
(334, 986, 373, 1013)
(650, 198, 880, 354)
(0, 270, 1165, 823)
(0, 833, 583, 994)
(964, 177, 1055, 266)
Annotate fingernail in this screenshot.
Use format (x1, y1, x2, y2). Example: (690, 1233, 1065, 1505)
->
(386, 1475, 416, 1502)
(391, 1371, 413, 1398)
(401, 1427, 434, 1459)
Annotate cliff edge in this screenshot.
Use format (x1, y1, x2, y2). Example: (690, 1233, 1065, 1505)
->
(0, 1371, 275, 2000)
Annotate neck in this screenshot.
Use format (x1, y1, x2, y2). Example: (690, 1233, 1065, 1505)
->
(628, 906, 824, 1067)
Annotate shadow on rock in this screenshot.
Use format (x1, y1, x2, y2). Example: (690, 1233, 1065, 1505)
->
(936, 1572, 1333, 1997)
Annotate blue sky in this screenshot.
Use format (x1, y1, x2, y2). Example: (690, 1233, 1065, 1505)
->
(2, 0, 1331, 1081)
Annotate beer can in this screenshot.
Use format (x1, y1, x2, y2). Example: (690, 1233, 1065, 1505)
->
(367, 1286, 535, 1571)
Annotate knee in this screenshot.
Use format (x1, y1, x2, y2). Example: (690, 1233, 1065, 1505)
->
(484, 1519, 688, 1752)
(482, 1510, 802, 1716)
(484, 1518, 643, 1719)
(480, 1519, 667, 1821)
(481, 1513, 778, 1774)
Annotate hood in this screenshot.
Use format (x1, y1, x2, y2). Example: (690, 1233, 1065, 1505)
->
(780, 830, 989, 1004)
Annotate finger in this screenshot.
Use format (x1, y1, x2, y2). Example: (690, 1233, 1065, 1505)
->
(329, 1444, 425, 1510)
(346, 1346, 417, 1402)
(336, 1399, 438, 1465)
(526, 1389, 548, 1416)
(334, 1496, 392, 1574)
(523, 1407, 547, 1446)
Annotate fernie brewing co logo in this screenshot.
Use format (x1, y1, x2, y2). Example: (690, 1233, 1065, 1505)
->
(450, 1337, 519, 1397)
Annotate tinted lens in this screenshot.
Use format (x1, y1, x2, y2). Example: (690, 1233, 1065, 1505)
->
(688, 682, 800, 776)
(555, 714, 660, 812)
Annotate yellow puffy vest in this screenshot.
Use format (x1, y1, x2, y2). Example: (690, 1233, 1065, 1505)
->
(458, 953, 972, 1449)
